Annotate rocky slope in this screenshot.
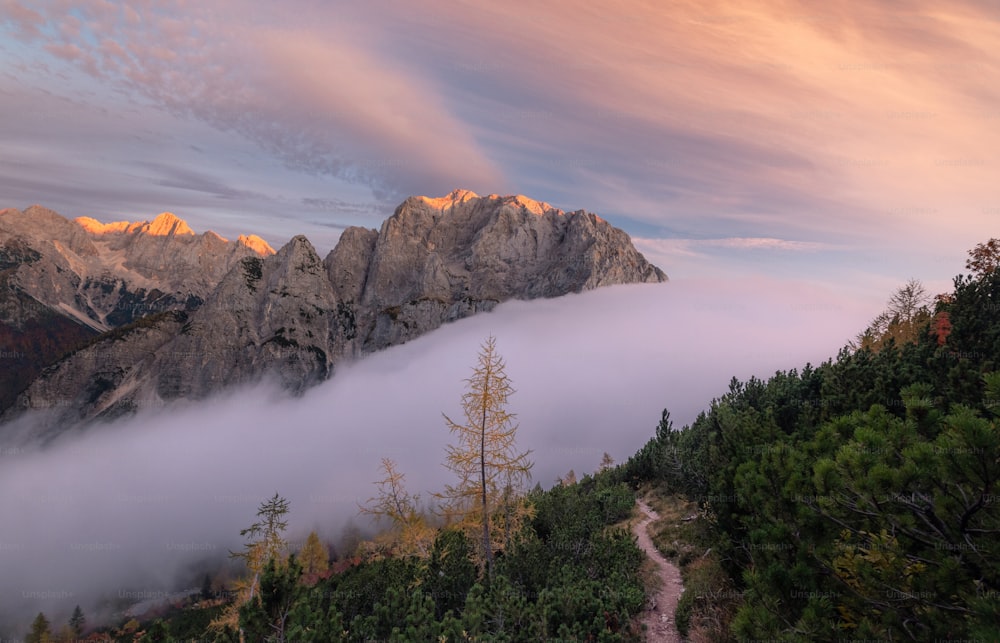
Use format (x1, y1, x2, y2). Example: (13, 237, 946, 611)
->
(332, 189, 665, 351)
(0, 206, 274, 412)
(0, 206, 274, 331)
(2, 190, 666, 440)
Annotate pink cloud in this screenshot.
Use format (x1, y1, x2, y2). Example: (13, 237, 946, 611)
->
(122, 3, 140, 25)
(633, 237, 835, 275)
(43, 40, 100, 75)
(3, 0, 998, 263)
(43, 41, 83, 61)
(99, 37, 126, 60)
(247, 29, 504, 193)
(7, 1, 506, 199)
(373, 0, 999, 244)
(0, 0, 44, 37)
(700, 238, 832, 251)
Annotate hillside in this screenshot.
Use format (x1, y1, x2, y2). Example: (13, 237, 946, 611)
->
(14, 241, 998, 642)
(616, 240, 1000, 640)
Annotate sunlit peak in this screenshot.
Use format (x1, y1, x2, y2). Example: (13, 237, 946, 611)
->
(417, 188, 480, 209)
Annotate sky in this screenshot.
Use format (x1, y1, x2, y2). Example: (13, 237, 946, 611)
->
(2, 0, 997, 299)
(2, 0, 998, 632)
(0, 278, 877, 629)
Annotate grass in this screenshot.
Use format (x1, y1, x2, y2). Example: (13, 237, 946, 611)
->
(617, 507, 662, 607)
(640, 484, 742, 642)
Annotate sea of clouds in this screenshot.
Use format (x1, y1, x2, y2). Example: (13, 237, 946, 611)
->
(0, 277, 877, 631)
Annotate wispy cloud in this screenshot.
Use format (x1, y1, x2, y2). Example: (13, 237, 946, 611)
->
(699, 237, 833, 251)
(3, 1, 506, 202)
(1, 0, 997, 286)
(634, 236, 836, 265)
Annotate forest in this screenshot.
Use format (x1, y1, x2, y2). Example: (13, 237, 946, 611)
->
(617, 239, 1000, 640)
(23, 240, 1000, 642)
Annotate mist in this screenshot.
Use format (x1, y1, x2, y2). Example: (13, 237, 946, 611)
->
(0, 277, 877, 632)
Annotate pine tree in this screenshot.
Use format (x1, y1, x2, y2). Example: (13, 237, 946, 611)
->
(436, 336, 533, 580)
(68, 605, 85, 638)
(422, 528, 477, 618)
(25, 612, 51, 643)
(144, 619, 170, 642)
(240, 555, 302, 643)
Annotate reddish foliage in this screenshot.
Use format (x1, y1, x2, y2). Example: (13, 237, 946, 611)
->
(330, 556, 362, 574)
(300, 567, 335, 587)
(604, 609, 620, 633)
(932, 311, 952, 346)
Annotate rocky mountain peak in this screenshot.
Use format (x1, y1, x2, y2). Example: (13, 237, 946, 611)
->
(413, 188, 481, 210)
(327, 189, 667, 351)
(406, 189, 552, 217)
(0, 204, 277, 342)
(238, 234, 276, 256)
(141, 212, 194, 236)
(269, 235, 324, 282)
(74, 217, 139, 235)
(73, 212, 195, 237)
(279, 234, 317, 256)
(489, 193, 554, 216)
(4, 205, 96, 251)
(73, 213, 275, 256)
(2, 190, 667, 437)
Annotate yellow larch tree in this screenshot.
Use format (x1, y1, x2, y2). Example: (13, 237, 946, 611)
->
(436, 336, 534, 581)
(360, 457, 435, 558)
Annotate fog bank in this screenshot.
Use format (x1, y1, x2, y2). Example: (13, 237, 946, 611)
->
(0, 277, 876, 632)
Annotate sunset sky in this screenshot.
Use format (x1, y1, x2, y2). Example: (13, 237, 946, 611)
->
(2, 3, 999, 624)
(2, 0, 997, 300)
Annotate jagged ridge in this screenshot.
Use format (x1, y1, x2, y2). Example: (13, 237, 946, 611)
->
(1, 191, 666, 441)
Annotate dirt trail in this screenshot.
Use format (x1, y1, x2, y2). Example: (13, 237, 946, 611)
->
(633, 499, 685, 642)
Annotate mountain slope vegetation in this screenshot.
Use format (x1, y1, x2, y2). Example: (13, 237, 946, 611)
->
(25, 241, 1000, 642)
(617, 240, 1000, 640)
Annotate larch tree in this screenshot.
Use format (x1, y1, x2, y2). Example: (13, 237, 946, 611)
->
(852, 279, 931, 352)
(298, 530, 330, 579)
(436, 336, 533, 581)
(25, 612, 51, 643)
(558, 469, 578, 486)
(360, 457, 434, 558)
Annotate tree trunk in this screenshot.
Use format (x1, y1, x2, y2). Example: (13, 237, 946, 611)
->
(481, 380, 493, 581)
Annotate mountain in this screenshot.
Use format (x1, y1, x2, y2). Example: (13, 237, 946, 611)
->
(0, 206, 273, 412)
(1, 190, 666, 441)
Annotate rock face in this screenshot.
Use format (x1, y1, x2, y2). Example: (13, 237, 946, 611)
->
(0, 206, 274, 413)
(2, 190, 666, 440)
(0, 206, 274, 331)
(331, 189, 666, 351)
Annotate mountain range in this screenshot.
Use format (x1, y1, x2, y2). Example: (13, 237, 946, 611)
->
(0, 189, 665, 442)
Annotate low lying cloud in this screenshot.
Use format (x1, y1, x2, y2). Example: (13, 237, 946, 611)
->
(636, 236, 835, 259)
(699, 237, 833, 251)
(0, 278, 874, 632)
